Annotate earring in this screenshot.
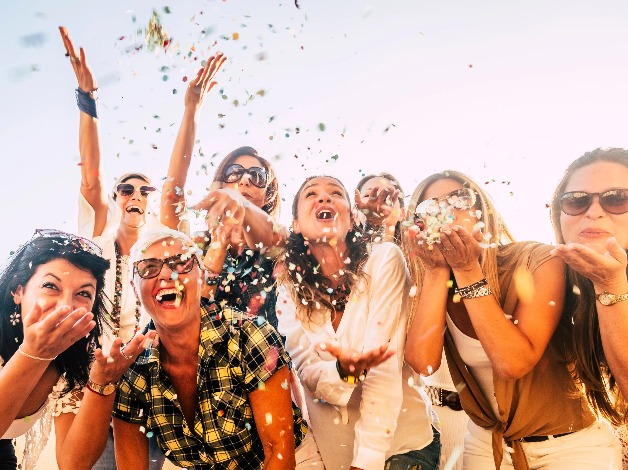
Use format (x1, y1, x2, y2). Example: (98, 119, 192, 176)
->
(10, 304, 21, 326)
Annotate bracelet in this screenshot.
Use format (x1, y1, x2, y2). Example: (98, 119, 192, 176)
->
(17, 345, 57, 362)
(75, 88, 98, 119)
(336, 359, 367, 384)
(454, 278, 492, 299)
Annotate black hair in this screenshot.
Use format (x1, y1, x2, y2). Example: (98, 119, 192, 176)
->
(0, 235, 109, 393)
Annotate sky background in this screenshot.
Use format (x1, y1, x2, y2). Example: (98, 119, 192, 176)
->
(1, 0, 628, 257)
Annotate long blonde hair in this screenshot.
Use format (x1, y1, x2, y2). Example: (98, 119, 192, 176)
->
(403, 170, 516, 321)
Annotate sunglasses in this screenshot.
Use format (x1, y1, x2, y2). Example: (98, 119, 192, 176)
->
(222, 164, 268, 188)
(133, 253, 200, 279)
(34, 228, 103, 256)
(414, 187, 477, 225)
(116, 183, 157, 198)
(559, 188, 628, 216)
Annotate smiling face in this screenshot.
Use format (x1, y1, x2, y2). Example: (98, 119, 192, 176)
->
(292, 177, 352, 243)
(13, 258, 97, 318)
(421, 178, 479, 234)
(220, 155, 268, 209)
(559, 161, 628, 253)
(115, 177, 152, 229)
(132, 237, 202, 331)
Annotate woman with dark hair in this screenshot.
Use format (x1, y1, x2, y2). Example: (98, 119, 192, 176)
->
(354, 172, 406, 245)
(0, 229, 147, 469)
(161, 126, 285, 329)
(277, 176, 439, 470)
(404, 169, 621, 469)
(550, 148, 628, 467)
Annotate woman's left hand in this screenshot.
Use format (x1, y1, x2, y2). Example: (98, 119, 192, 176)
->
(354, 184, 399, 227)
(318, 342, 394, 378)
(551, 237, 628, 291)
(438, 225, 484, 272)
(59, 26, 98, 93)
(89, 330, 156, 385)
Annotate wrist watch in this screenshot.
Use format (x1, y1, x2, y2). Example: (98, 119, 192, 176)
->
(86, 378, 118, 396)
(596, 291, 628, 306)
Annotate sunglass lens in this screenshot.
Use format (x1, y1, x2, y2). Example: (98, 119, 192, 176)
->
(601, 189, 628, 214)
(224, 165, 244, 183)
(248, 168, 267, 188)
(561, 193, 591, 215)
(170, 256, 196, 274)
(117, 184, 134, 196)
(139, 186, 156, 197)
(136, 260, 162, 279)
(446, 188, 475, 210)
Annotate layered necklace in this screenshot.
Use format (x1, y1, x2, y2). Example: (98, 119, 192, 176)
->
(112, 241, 141, 337)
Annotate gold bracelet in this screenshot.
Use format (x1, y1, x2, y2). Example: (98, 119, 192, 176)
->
(17, 345, 57, 362)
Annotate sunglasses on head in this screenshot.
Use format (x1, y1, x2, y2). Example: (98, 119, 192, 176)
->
(116, 183, 157, 198)
(222, 164, 268, 188)
(414, 187, 477, 224)
(559, 188, 628, 216)
(134, 253, 200, 279)
(34, 228, 103, 256)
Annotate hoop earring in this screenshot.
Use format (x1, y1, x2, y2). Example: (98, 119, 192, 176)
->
(10, 304, 21, 326)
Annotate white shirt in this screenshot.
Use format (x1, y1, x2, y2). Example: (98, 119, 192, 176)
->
(277, 242, 434, 470)
(77, 194, 156, 351)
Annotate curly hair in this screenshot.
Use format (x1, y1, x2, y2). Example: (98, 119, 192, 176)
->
(278, 176, 370, 323)
(0, 234, 109, 393)
(550, 148, 628, 425)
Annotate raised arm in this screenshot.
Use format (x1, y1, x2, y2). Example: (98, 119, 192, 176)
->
(445, 227, 565, 380)
(552, 237, 628, 395)
(404, 229, 452, 376)
(59, 27, 108, 237)
(161, 53, 226, 230)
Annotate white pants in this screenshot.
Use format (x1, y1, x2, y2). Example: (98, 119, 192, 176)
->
(296, 430, 325, 468)
(464, 420, 621, 470)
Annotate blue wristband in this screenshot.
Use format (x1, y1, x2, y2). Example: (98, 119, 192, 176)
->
(75, 88, 98, 119)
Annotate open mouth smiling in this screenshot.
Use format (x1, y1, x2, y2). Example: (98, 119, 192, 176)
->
(154, 286, 184, 307)
(316, 208, 336, 220)
(126, 205, 144, 214)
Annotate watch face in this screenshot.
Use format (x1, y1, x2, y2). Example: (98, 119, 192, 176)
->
(102, 383, 117, 395)
(599, 293, 613, 306)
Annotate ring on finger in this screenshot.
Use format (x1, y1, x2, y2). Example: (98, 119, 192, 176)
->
(120, 349, 132, 360)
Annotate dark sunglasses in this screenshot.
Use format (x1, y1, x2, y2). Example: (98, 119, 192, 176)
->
(116, 183, 157, 198)
(414, 187, 477, 225)
(34, 228, 103, 256)
(222, 164, 268, 188)
(560, 188, 628, 216)
(133, 253, 199, 279)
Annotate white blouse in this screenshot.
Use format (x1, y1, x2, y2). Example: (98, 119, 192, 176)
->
(278, 242, 434, 470)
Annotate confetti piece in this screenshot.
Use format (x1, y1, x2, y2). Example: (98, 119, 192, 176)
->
(573, 285, 581, 295)
(265, 412, 273, 425)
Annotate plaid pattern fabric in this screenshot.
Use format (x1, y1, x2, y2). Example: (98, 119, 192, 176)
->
(113, 302, 307, 469)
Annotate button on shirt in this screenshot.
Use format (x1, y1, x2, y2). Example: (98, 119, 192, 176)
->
(113, 303, 307, 469)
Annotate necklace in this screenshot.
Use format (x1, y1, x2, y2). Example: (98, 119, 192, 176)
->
(113, 241, 141, 338)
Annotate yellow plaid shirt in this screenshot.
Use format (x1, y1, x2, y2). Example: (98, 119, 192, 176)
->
(113, 302, 307, 469)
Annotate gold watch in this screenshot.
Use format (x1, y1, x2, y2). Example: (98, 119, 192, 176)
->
(86, 378, 118, 396)
(596, 291, 628, 306)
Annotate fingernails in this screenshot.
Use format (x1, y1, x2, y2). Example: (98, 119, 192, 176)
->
(142, 337, 153, 349)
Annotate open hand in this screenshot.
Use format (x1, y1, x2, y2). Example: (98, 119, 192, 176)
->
(185, 52, 227, 109)
(59, 26, 98, 93)
(354, 184, 399, 227)
(21, 304, 95, 360)
(318, 342, 394, 378)
(438, 225, 483, 272)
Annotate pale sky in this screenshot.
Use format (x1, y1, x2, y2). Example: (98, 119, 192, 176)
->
(2, 0, 628, 257)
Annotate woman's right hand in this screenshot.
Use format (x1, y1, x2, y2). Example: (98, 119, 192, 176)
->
(407, 226, 450, 271)
(89, 331, 156, 385)
(59, 26, 98, 92)
(21, 304, 95, 360)
(318, 342, 394, 378)
(184, 52, 227, 110)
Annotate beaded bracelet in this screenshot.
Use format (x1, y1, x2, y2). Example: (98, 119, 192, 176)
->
(336, 359, 367, 384)
(205, 271, 221, 286)
(17, 345, 57, 362)
(75, 88, 98, 119)
(363, 222, 386, 242)
(454, 278, 492, 299)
